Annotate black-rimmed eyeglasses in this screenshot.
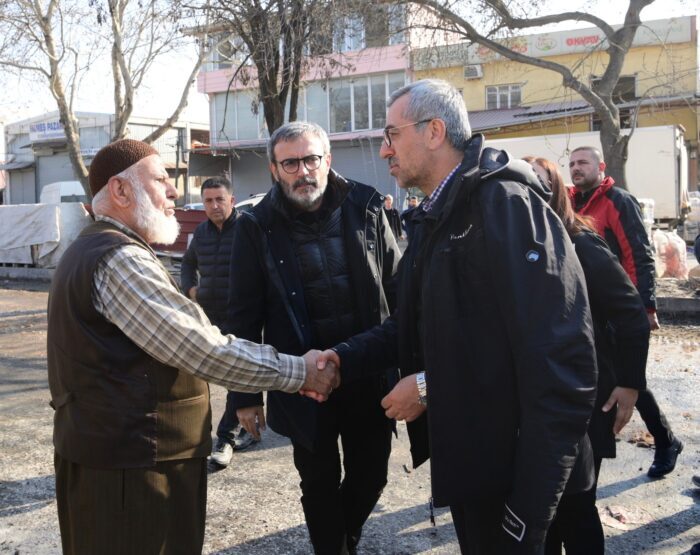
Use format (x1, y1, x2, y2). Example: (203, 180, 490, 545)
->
(383, 119, 433, 147)
(276, 154, 324, 174)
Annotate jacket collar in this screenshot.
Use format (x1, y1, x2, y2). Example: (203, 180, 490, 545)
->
(423, 134, 487, 222)
(572, 175, 615, 207)
(207, 208, 238, 233)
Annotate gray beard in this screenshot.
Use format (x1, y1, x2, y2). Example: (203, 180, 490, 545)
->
(132, 181, 180, 245)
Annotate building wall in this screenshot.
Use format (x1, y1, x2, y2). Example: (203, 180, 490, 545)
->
(415, 40, 698, 113)
(128, 124, 182, 165)
(484, 116, 592, 139)
(8, 169, 35, 204)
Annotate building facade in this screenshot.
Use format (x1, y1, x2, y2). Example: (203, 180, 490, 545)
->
(1, 112, 208, 205)
(194, 13, 699, 201)
(412, 16, 699, 189)
(191, 5, 461, 205)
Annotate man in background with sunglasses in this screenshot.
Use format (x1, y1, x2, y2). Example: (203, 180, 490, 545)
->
(225, 121, 401, 554)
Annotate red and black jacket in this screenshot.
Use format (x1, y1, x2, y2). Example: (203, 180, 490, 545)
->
(569, 177, 657, 312)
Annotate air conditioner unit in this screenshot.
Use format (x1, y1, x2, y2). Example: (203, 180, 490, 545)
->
(464, 64, 483, 80)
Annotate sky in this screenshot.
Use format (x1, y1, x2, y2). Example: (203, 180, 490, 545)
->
(0, 0, 697, 127)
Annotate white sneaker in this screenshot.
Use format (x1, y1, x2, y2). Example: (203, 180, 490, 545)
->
(210, 438, 233, 467)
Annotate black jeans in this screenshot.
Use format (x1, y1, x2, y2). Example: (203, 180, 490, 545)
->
(215, 391, 241, 442)
(636, 388, 675, 448)
(545, 457, 604, 555)
(291, 380, 392, 555)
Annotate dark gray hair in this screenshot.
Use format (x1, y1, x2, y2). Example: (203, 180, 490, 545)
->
(388, 79, 471, 150)
(201, 176, 232, 195)
(267, 121, 331, 162)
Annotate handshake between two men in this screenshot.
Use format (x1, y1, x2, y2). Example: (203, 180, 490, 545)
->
(301, 350, 427, 423)
(238, 349, 427, 443)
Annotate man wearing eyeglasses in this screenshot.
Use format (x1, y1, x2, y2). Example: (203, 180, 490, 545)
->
(316, 80, 597, 554)
(225, 121, 401, 554)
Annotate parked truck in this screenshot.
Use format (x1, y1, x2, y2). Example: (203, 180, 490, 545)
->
(486, 125, 689, 224)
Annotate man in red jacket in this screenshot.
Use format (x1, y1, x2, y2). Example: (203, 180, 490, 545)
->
(569, 146, 683, 479)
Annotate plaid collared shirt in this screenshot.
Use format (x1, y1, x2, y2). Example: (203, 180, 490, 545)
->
(92, 216, 306, 393)
(421, 163, 462, 213)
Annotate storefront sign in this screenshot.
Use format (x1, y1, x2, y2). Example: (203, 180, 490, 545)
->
(29, 120, 65, 142)
(412, 16, 693, 70)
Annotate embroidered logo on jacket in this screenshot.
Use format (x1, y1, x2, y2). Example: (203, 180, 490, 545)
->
(502, 503, 526, 542)
(449, 224, 473, 241)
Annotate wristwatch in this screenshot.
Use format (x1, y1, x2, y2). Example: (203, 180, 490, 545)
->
(415, 372, 428, 406)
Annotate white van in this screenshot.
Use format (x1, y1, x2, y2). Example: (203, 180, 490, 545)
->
(40, 181, 88, 204)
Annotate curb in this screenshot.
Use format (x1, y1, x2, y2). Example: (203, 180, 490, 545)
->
(0, 268, 699, 317)
(0, 267, 53, 282)
(657, 296, 700, 317)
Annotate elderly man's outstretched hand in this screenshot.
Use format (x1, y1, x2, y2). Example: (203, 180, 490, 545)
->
(299, 349, 341, 402)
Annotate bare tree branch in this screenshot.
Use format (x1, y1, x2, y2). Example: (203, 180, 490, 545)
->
(402, 0, 659, 189)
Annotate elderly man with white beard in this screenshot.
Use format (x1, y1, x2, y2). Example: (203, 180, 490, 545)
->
(46, 139, 338, 555)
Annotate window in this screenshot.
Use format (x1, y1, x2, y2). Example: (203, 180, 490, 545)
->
(236, 92, 261, 140)
(371, 76, 388, 129)
(353, 80, 369, 130)
(590, 75, 637, 131)
(305, 82, 329, 130)
(329, 80, 352, 133)
(591, 75, 637, 103)
(332, 6, 406, 53)
(212, 36, 250, 70)
(328, 72, 405, 133)
(591, 108, 633, 131)
(212, 71, 406, 141)
(387, 5, 406, 45)
(333, 16, 365, 52)
(486, 84, 522, 110)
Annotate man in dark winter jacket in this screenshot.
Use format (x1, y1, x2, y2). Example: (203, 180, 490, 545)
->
(383, 194, 403, 239)
(181, 177, 255, 468)
(226, 121, 401, 554)
(568, 146, 683, 479)
(317, 79, 597, 554)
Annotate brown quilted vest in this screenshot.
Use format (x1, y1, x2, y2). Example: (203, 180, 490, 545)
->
(47, 220, 211, 469)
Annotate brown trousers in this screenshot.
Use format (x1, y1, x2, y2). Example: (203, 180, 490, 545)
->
(54, 453, 207, 555)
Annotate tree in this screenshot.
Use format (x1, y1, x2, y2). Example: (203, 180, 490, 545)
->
(399, 0, 662, 190)
(199, 0, 361, 136)
(0, 0, 210, 197)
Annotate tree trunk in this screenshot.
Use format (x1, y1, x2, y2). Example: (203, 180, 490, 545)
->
(41, 1, 90, 197)
(598, 118, 630, 191)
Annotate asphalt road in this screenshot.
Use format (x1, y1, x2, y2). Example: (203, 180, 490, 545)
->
(0, 281, 698, 554)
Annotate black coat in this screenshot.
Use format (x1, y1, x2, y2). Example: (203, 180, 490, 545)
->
(384, 207, 402, 239)
(226, 171, 401, 450)
(335, 135, 597, 548)
(571, 229, 649, 458)
(180, 211, 238, 328)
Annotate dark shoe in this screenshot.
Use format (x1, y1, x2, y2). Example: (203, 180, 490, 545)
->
(691, 542, 700, 555)
(692, 475, 700, 488)
(647, 438, 683, 478)
(231, 424, 257, 451)
(210, 438, 233, 467)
